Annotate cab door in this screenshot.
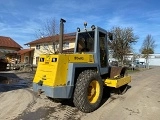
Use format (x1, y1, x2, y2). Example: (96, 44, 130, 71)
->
(98, 30, 109, 75)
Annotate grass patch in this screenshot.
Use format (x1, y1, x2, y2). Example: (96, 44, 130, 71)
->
(127, 69, 140, 73)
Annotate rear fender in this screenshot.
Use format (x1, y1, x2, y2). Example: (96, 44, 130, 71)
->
(66, 63, 99, 97)
(109, 66, 127, 79)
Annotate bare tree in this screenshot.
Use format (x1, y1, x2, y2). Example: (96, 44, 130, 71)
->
(36, 18, 59, 37)
(109, 27, 138, 65)
(35, 18, 59, 52)
(140, 34, 156, 69)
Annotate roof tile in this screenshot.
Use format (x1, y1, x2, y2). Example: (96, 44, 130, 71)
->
(17, 48, 34, 55)
(0, 36, 22, 48)
(25, 33, 76, 45)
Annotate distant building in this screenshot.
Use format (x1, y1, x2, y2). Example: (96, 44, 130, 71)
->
(0, 36, 22, 61)
(17, 48, 34, 64)
(24, 33, 76, 65)
(126, 53, 160, 66)
(148, 54, 160, 66)
(109, 51, 160, 66)
(0, 36, 22, 70)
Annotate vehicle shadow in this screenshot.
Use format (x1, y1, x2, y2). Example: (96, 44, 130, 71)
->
(0, 73, 29, 92)
(100, 85, 132, 106)
(47, 85, 132, 112)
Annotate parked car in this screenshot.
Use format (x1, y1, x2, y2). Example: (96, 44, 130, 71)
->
(129, 62, 147, 70)
(136, 62, 146, 68)
(128, 62, 137, 70)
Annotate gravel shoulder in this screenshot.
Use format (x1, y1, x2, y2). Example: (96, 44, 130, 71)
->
(0, 67, 160, 120)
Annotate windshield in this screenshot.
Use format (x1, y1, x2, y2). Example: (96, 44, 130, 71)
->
(76, 31, 95, 52)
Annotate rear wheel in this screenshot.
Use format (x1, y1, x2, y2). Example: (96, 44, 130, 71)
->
(73, 70, 103, 113)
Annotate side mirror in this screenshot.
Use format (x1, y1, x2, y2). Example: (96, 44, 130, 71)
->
(108, 32, 113, 40)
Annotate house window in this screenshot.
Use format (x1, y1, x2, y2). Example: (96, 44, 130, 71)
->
(36, 45, 40, 49)
(43, 44, 48, 50)
(63, 42, 69, 48)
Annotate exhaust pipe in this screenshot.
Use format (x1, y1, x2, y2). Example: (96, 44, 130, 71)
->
(59, 18, 66, 53)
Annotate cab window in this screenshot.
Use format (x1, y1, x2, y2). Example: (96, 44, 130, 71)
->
(76, 31, 95, 52)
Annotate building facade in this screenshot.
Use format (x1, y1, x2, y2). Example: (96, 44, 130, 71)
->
(17, 49, 34, 64)
(109, 52, 160, 67)
(148, 54, 160, 66)
(0, 36, 22, 60)
(0, 36, 22, 70)
(25, 33, 76, 65)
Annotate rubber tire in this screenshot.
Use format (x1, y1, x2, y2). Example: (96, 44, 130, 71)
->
(73, 70, 103, 113)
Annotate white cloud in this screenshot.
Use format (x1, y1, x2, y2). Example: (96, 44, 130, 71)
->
(0, 0, 159, 53)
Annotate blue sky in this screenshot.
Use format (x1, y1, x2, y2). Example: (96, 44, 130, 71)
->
(0, 0, 160, 53)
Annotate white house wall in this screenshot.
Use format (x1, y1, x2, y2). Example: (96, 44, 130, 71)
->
(30, 41, 75, 65)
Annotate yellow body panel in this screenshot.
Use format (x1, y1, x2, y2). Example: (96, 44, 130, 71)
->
(104, 76, 131, 88)
(68, 54, 94, 63)
(33, 54, 94, 87)
(33, 54, 69, 87)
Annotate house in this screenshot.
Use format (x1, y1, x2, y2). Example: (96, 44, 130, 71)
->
(0, 36, 22, 70)
(17, 48, 34, 64)
(0, 36, 22, 57)
(24, 33, 76, 65)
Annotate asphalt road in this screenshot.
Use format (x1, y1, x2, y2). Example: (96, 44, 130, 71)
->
(0, 67, 160, 120)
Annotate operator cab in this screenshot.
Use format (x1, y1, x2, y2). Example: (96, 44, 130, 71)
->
(74, 23, 113, 75)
